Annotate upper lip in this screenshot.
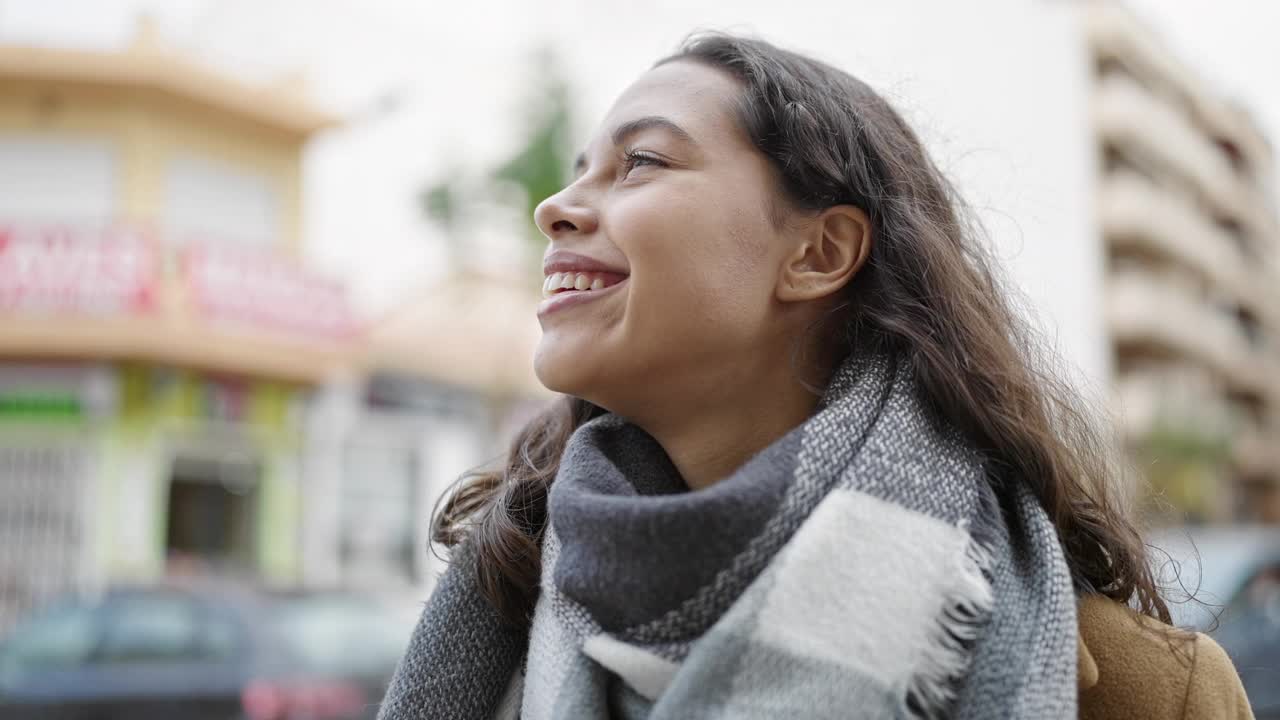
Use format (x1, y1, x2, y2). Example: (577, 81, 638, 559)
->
(542, 250, 629, 277)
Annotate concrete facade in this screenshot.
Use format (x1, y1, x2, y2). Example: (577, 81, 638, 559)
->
(1086, 3, 1280, 522)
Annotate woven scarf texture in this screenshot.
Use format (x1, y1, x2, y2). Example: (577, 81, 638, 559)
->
(377, 352, 1078, 720)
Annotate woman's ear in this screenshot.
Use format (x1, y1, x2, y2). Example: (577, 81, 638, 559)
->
(776, 205, 873, 303)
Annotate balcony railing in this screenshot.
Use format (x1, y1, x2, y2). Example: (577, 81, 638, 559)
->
(1107, 269, 1271, 399)
(1093, 73, 1276, 245)
(1100, 170, 1279, 334)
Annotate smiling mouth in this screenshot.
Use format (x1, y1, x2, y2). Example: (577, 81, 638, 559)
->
(541, 270, 629, 298)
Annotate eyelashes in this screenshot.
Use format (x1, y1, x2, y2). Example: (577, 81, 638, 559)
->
(620, 148, 668, 177)
(567, 149, 668, 182)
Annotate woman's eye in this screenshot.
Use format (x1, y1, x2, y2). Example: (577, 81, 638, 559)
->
(621, 150, 666, 177)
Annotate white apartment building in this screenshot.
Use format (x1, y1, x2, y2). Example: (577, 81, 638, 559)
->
(1086, 3, 1280, 522)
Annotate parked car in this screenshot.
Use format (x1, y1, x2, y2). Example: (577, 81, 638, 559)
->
(1150, 526, 1280, 718)
(0, 583, 413, 720)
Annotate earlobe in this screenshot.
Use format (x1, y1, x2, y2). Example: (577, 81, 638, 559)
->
(776, 205, 872, 303)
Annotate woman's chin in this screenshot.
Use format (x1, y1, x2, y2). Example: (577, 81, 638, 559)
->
(533, 341, 595, 396)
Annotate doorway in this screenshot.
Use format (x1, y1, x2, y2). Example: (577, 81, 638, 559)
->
(164, 455, 259, 578)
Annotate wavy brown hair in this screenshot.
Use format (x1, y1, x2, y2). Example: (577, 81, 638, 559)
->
(433, 32, 1171, 628)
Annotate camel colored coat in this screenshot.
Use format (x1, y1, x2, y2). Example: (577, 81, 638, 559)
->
(1078, 594, 1255, 720)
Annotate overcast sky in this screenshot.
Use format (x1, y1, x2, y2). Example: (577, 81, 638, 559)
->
(1, 0, 1276, 317)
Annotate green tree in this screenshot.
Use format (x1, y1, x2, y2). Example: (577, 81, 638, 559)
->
(421, 48, 574, 269)
(1138, 422, 1231, 523)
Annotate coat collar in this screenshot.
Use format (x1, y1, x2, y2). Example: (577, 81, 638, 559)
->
(1078, 633, 1100, 690)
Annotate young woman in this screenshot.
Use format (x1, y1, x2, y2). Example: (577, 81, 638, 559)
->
(379, 33, 1252, 720)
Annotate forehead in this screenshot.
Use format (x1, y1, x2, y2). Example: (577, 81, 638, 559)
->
(598, 60, 745, 144)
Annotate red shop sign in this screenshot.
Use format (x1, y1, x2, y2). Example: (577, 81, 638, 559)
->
(182, 243, 359, 341)
(0, 224, 158, 314)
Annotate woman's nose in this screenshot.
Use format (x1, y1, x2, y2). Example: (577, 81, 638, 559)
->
(534, 188, 599, 239)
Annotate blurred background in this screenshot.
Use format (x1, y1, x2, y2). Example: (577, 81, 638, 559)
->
(0, 0, 1276, 718)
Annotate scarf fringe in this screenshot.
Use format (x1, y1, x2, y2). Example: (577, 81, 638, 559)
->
(904, 534, 997, 719)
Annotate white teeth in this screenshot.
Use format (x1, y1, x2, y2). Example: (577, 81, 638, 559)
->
(542, 271, 620, 298)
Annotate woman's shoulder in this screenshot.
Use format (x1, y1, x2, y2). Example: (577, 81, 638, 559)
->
(1077, 593, 1254, 720)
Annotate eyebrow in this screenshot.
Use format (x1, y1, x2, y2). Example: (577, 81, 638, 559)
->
(573, 115, 697, 175)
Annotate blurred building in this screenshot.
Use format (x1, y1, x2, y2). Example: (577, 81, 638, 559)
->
(301, 268, 547, 595)
(0, 25, 359, 628)
(1085, 3, 1280, 522)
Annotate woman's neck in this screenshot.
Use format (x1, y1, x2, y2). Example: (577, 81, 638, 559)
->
(637, 361, 828, 491)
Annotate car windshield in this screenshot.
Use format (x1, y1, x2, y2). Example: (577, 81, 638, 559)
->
(0, 599, 100, 684)
(268, 594, 410, 678)
(1150, 528, 1280, 630)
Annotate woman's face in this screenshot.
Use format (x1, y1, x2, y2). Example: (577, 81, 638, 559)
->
(533, 60, 804, 416)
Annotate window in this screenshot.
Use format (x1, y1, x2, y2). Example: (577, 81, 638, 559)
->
(98, 595, 199, 663)
(163, 153, 281, 248)
(1227, 390, 1266, 430)
(1235, 308, 1262, 348)
(200, 606, 245, 661)
(0, 600, 100, 681)
(1216, 564, 1280, 710)
(1214, 137, 1246, 173)
(0, 134, 116, 223)
(96, 594, 241, 665)
(1094, 56, 1126, 80)
(1213, 216, 1254, 260)
(269, 595, 409, 677)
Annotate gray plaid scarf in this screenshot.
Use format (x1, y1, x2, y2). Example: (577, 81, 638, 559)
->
(378, 353, 1078, 719)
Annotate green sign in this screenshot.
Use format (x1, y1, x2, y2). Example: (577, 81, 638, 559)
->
(0, 393, 82, 419)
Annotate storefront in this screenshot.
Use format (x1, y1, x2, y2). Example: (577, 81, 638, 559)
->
(0, 219, 356, 629)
